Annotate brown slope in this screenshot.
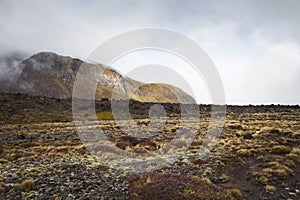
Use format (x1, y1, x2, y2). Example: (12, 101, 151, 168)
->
(2, 52, 195, 103)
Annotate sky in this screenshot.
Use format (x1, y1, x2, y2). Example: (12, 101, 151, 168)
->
(0, 0, 300, 104)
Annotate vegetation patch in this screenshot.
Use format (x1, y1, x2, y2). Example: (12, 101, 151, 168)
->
(128, 173, 238, 200)
(14, 179, 34, 192)
(96, 112, 114, 120)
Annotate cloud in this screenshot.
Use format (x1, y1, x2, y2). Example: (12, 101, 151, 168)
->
(111, 50, 211, 103)
(0, 0, 299, 104)
(245, 41, 300, 104)
(0, 51, 27, 82)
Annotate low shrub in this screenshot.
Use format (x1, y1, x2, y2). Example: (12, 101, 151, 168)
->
(128, 173, 234, 200)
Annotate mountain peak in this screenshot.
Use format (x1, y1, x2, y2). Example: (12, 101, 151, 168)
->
(29, 51, 79, 62)
(0, 52, 195, 103)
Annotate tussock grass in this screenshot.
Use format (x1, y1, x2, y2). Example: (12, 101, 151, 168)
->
(225, 189, 243, 200)
(14, 180, 34, 192)
(265, 185, 276, 192)
(96, 112, 114, 120)
(271, 145, 291, 154)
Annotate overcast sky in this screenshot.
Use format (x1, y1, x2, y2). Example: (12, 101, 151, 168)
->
(1, 0, 300, 104)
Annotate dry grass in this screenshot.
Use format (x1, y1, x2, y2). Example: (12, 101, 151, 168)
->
(258, 176, 268, 184)
(96, 112, 114, 120)
(225, 189, 243, 200)
(271, 145, 291, 154)
(261, 162, 293, 180)
(265, 185, 276, 192)
(14, 179, 34, 192)
(1, 101, 300, 199)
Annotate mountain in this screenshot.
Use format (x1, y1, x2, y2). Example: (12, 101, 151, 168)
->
(0, 52, 195, 103)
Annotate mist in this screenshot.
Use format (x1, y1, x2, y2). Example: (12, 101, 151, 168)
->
(1, 0, 300, 104)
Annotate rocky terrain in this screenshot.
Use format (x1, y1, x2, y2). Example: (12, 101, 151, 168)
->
(0, 52, 299, 199)
(0, 93, 300, 199)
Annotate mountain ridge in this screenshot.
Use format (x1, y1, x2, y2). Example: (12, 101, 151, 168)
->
(0, 52, 195, 103)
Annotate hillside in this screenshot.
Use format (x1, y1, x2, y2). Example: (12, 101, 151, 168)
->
(0, 52, 195, 103)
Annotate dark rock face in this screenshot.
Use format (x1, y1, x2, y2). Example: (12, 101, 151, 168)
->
(0, 52, 195, 104)
(3, 52, 83, 99)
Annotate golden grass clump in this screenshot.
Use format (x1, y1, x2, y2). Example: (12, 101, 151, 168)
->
(286, 147, 300, 163)
(200, 177, 212, 184)
(271, 145, 291, 154)
(221, 173, 230, 181)
(262, 162, 293, 180)
(258, 176, 268, 184)
(225, 189, 243, 200)
(14, 179, 34, 192)
(96, 112, 114, 120)
(183, 188, 195, 194)
(291, 132, 300, 139)
(265, 185, 276, 192)
(237, 149, 251, 156)
(204, 168, 212, 175)
(291, 147, 300, 154)
(284, 159, 296, 167)
(0, 158, 8, 164)
(28, 167, 38, 173)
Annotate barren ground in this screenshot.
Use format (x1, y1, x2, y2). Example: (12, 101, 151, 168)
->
(0, 94, 300, 199)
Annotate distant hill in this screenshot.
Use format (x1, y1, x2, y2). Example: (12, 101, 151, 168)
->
(0, 52, 195, 103)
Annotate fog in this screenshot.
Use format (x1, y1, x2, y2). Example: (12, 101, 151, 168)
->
(1, 0, 300, 104)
